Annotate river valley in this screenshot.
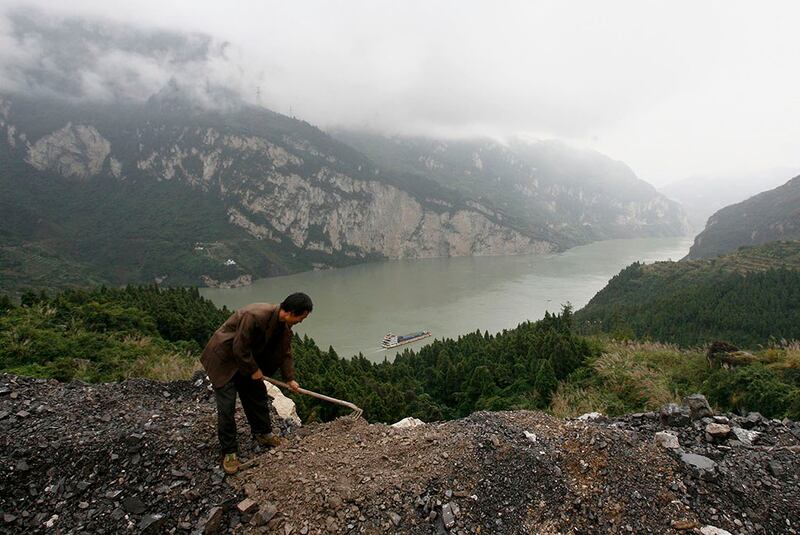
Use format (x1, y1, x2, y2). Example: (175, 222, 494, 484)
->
(201, 237, 693, 361)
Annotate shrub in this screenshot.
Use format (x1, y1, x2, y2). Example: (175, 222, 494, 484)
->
(704, 364, 794, 418)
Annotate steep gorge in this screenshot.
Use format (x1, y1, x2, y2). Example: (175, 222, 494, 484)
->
(1, 94, 685, 293)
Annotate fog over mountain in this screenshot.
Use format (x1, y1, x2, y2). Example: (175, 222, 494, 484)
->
(660, 167, 800, 232)
(1, 1, 799, 188)
(0, 9, 245, 107)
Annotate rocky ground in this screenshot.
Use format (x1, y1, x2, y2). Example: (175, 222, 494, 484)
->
(1, 374, 798, 534)
(0, 373, 291, 535)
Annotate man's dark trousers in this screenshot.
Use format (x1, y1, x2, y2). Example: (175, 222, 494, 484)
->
(214, 372, 272, 454)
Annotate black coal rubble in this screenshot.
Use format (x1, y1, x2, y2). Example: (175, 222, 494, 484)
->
(618, 393, 800, 534)
(0, 373, 293, 534)
(2, 374, 798, 535)
(660, 403, 691, 427)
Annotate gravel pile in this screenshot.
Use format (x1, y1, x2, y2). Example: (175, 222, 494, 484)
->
(233, 397, 799, 534)
(1, 374, 798, 534)
(0, 373, 291, 534)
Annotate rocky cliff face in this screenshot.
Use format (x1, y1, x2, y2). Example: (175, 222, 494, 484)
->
(131, 133, 550, 259)
(26, 123, 112, 180)
(1, 93, 690, 290)
(0, 95, 552, 290)
(332, 132, 691, 246)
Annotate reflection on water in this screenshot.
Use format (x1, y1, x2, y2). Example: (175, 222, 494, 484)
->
(201, 237, 692, 361)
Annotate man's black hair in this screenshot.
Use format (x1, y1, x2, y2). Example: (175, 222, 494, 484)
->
(280, 292, 313, 315)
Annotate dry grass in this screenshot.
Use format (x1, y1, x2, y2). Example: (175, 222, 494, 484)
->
(122, 334, 154, 347)
(610, 340, 682, 352)
(766, 346, 800, 371)
(784, 347, 800, 368)
(550, 341, 707, 417)
(128, 351, 201, 381)
(550, 338, 800, 419)
(551, 383, 608, 418)
(591, 351, 678, 409)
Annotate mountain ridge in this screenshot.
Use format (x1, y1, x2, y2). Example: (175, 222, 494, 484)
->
(659, 168, 796, 232)
(332, 130, 689, 248)
(0, 93, 550, 295)
(2, 91, 687, 297)
(686, 175, 800, 260)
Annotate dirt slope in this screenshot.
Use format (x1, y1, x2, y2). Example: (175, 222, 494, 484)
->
(1, 374, 798, 534)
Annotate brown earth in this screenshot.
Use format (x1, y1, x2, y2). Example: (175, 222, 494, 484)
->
(233, 409, 800, 534)
(1, 374, 798, 534)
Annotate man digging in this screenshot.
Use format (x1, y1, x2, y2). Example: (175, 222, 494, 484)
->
(201, 293, 313, 474)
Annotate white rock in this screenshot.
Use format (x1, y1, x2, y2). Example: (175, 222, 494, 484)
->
(577, 412, 604, 420)
(219, 161, 553, 259)
(27, 124, 111, 179)
(731, 427, 760, 445)
(700, 526, 733, 535)
(264, 381, 302, 426)
(524, 431, 538, 443)
(654, 431, 680, 449)
(391, 417, 425, 428)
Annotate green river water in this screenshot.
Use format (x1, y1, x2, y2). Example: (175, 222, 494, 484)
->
(200, 237, 693, 361)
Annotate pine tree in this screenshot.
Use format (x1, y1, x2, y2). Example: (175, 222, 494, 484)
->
(533, 359, 557, 407)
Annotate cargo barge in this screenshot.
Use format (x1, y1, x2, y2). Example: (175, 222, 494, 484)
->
(381, 330, 432, 349)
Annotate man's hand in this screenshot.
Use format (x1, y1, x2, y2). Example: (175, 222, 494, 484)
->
(287, 380, 300, 393)
(251, 369, 264, 381)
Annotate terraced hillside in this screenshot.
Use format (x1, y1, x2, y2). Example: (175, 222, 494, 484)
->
(649, 240, 800, 276)
(575, 241, 800, 347)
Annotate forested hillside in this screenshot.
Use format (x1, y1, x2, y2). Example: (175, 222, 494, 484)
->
(686, 174, 800, 259)
(0, 286, 593, 421)
(1, 91, 567, 299)
(3, 284, 799, 424)
(0, 286, 227, 381)
(292, 309, 595, 422)
(575, 241, 800, 347)
(0, 90, 687, 299)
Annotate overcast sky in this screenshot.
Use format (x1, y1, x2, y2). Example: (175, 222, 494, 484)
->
(1, 0, 799, 187)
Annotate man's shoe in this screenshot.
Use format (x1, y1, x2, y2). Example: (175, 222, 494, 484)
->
(222, 453, 240, 475)
(255, 434, 286, 448)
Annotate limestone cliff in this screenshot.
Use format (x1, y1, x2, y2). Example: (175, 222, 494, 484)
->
(26, 123, 111, 180)
(0, 94, 685, 290)
(12, 119, 552, 262)
(332, 132, 690, 246)
(132, 129, 551, 258)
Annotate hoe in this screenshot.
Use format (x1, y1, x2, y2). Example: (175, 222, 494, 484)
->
(264, 377, 363, 420)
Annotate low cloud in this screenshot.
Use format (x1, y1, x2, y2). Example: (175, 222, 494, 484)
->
(1, 1, 799, 186)
(0, 8, 245, 107)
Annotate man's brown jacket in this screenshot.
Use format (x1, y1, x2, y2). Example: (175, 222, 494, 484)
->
(201, 303, 295, 388)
